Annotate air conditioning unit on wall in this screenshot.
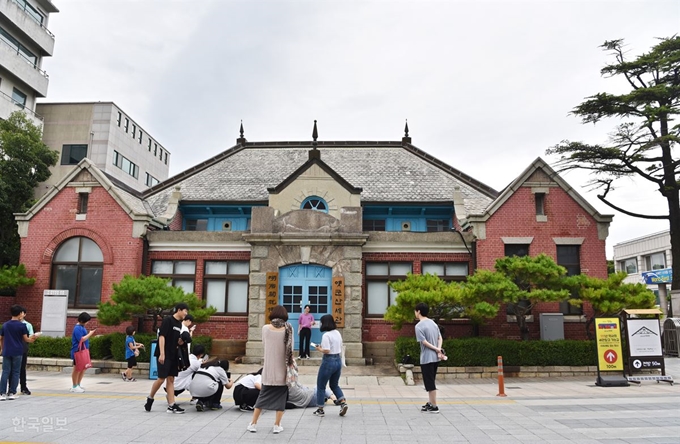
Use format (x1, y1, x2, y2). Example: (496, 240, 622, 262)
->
(222, 221, 232, 231)
(401, 221, 411, 232)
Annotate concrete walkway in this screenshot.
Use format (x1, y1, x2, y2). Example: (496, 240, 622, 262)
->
(0, 358, 678, 443)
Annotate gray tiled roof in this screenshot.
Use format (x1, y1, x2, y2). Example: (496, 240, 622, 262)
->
(145, 142, 497, 216)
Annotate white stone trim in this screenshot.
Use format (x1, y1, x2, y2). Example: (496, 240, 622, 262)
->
(148, 241, 251, 252)
(552, 237, 585, 245)
(501, 237, 534, 244)
(362, 242, 470, 254)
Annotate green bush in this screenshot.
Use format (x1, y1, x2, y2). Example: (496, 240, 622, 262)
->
(27, 332, 213, 363)
(89, 335, 113, 360)
(395, 337, 596, 367)
(28, 336, 71, 358)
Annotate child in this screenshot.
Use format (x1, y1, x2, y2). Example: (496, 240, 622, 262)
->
(123, 326, 144, 382)
(70, 312, 96, 393)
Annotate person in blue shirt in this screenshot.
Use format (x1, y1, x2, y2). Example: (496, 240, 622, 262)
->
(123, 325, 144, 382)
(20, 311, 35, 395)
(0, 305, 37, 401)
(70, 312, 96, 393)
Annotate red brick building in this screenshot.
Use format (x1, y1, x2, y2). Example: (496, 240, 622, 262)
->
(13, 130, 612, 363)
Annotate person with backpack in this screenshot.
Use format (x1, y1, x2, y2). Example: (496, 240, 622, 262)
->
(189, 359, 233, 411)
(144, 303, 189, 413)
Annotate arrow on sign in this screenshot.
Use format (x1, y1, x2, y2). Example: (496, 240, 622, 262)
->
(604, 350, 618, 363)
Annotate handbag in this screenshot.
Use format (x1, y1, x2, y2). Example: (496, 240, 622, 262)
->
(134, 349, 140, 357)
(74, 340, 92, 371)
(285, 358, 298, 388)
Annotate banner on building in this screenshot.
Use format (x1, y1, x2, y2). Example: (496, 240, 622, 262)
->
(332, 277, 345, 328)
(265, 272, 279, 316)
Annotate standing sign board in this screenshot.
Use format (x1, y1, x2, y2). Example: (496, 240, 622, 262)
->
(594, 317, 629, 386)
(40, 289, 69, 337)
(623, 309, 673, 385)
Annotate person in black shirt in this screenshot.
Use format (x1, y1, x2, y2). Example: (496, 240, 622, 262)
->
(144, 303, 189, 413)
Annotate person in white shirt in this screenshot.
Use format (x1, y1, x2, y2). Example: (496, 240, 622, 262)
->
(181, 314, 196, 353)
(233, 369, 262, 411)
(189, 359, 233, 411)
(312, 314, 348, 417)
(163, 344, 205, 401)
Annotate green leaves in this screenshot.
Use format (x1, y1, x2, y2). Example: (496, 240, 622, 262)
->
(0, 111, 58, 267)
(97, 275, 216, 330)
(0, 264, 35, 290)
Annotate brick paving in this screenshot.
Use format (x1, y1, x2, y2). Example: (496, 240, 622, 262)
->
(0, 358, 677, 443)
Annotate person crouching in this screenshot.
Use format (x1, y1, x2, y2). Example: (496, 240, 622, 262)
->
(189, 359, 233, 411)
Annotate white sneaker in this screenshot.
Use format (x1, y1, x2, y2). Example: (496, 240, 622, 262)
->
(7, 394, 16, 400)
(69, 386, 85, 393)
(272, 425, 284, 434)
(246, 423, 257, 433)
(189, 398, 197, 405)
(0, 394, 6, 401)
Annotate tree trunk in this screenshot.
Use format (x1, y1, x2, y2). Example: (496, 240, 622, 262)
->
(669, 200, 680, 292)
(513, 306, 531, 341)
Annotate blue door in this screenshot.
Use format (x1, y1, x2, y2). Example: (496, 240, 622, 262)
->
(279, 264, 331, 351)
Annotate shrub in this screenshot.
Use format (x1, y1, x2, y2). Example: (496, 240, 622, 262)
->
(395, 337, 596, 367)
(27, 332, 212, 363)
(28, 336, 71, 358)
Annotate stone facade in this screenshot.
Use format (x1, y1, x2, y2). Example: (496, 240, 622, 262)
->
(242, 206, 368, 363)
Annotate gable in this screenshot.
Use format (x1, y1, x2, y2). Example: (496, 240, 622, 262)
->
(268, 160, 361, 219)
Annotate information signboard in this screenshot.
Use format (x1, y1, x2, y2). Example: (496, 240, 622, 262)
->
(332, 276, 345, 327)
(626, 318, 663, 370)
(595, 317, 624, 372)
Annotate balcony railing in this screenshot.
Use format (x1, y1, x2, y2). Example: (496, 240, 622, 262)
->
(0, 35, 48, 78)
(9, 0, 55, 38)
(0, 89, 44, 123)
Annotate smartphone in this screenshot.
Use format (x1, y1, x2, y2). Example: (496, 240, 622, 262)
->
(310, 342, 317, 348)
(34, 332, 42, 337)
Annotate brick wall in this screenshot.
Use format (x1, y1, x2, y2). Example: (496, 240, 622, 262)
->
(475, 185, 605, 340)
(17, 186, 144, 332)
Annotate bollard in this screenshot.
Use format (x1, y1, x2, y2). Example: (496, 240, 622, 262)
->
(497, 355, 507, 397)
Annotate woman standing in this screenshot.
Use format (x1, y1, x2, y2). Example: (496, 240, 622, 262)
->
(298, 305, 314, 359)
(312, 314, 348, 417)
(70, 312, 96, 393)
(247, 305, 292, 434)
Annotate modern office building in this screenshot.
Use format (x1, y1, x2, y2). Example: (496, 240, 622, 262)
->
(0, 0, 58, 126)
(613, 229, 673, 315)
(13, 125, 612, 363)
(35, 102, 171, 197)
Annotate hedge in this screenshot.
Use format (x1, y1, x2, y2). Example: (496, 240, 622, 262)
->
(27, 333, 212, 362)
(396, 337, 596, 367)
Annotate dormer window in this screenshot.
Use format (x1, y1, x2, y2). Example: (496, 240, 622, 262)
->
(301, 196, 328, 213)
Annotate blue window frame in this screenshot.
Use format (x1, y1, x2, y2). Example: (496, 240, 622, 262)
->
(362, 205, 453, 232)
(301, 196, 328, 213)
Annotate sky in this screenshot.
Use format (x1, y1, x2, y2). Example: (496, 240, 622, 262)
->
(38, 0, 680, 259)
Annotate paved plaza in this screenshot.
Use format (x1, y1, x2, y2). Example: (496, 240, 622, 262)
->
(0, 359, 678, 443)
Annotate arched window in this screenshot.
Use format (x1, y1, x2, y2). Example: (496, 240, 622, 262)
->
(301, 196, 328, 213)
(51, 237, 104, 307)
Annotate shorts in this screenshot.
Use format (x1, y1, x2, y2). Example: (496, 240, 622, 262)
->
(421, 361, 439, 392)
(127, 356, 137, 369)
(156, 356, 178, 379)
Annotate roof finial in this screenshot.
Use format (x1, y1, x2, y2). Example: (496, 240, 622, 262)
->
(240, 120, 244, 138)
(236, 120, 247, 145)
(309, 120, 321, 159)
(312, 120, 318, 146)
(402, 119, 412, 145)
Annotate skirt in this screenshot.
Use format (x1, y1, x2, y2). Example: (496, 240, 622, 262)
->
(254, 385, 288, 411)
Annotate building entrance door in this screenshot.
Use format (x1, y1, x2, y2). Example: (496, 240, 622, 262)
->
(279, 264, 331, 352)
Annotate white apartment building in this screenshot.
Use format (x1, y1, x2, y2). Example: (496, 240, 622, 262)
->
(35, 102, 171, 196)
(0, 0, 58, 126)
(613, 229, 673, 315)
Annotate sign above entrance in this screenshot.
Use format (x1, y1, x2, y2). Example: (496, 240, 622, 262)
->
(266, 272, 279, 316)
(332, 277, 345, 327)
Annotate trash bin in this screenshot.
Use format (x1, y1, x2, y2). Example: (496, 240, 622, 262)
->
(662, 318, 680, 357)
(149, 340, 158, 380)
